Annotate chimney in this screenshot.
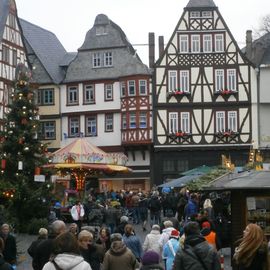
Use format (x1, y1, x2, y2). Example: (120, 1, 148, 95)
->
(246, 30, 253, 60)
(158, 36, 164, 58)
(148, 32, 155, 68)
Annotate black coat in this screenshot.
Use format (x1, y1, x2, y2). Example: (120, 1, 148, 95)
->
(80, 243, 104, 270)
(0, 234, 16, 265)
(0, 255, 12, 270)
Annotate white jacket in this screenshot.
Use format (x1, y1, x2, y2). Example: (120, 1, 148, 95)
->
(143, 229, 162, 256)
(158, 227, 175, 249)
(70, 204, 85, 221)
(42, 253, 91, 270)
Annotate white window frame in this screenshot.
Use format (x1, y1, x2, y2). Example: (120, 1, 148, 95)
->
(84, 85, 95, 103)
(139, 112, 147, 128)
(179, 35, 189, 53)
(41, 121, 55, 140)
(180, 71, 189, 93)
(93, 52, 102, 67)
(202, 11, 212, 18)
(139, 80, 147, 95)
(190, 11, 200, 18)
(215, 70, 224, 92)
(169, 112, 178, 134)
(96, 26, 107, 35)
(181, 112, 190, 133)
(122, 114, 127, 129)
(69, 117, 80, 137)
(227, 69, 237, 91)
(169, 71, 177, 92)
(128, 81, 136, 96)
(67, 86, 78, 105)
(105, 84, 113, 101)
(228, 111, 237, 132)
(86, 116, 97, 136)
(191, 35, 200, 53)
(120, 82, 126, 97)
(129, 112, 136, 129)
(216, 111, 225, 132)
(104, 52, 113, 67)
(215, 34, 224, 52)
(203, 34, 212, 53)
(105, 114, 113, 132)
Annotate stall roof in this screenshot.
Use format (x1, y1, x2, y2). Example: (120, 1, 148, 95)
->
(203, 170, 270, 191)
(159, 165, 213, 188)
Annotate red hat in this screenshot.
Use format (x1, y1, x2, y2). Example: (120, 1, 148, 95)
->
(170, 229, 180, 238)
(202, 221, 211, 229)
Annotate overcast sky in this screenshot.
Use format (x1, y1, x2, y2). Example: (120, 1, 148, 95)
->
(16, 0, 270, 65)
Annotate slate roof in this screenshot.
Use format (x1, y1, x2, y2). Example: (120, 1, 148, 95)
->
(186, 0, 216, 8)
(203, 170, 270, 190)
(19, 18, 67, 84)
(64, 14, 150, 83)
(0, 0, 9, 43)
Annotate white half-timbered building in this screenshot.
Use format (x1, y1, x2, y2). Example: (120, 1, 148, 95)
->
(152, 0, 258, 183)
(0, 0, 27, 127)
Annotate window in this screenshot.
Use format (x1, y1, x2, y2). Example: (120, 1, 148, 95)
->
(202, 11, 212, 18)
(216, 112, 225, 132)
(2, 46, 9, 63)
(69, 117, 80, 137)
(179, 35, 189, 53)
(121, 82, 126, 97)
(191, 35, 200, 53)
(139, 80, 147, 95)
(105, 84, 113, 101)
(177, 160, 189, 172)
(227, 69, 236, 91)
(37, 88, 54, 105)
(67, 86, 78, 105)
(85, 116, 97, 136)
(180, 71, 189, 92)
(128, 81, 136, 96)
(9, 14, 16, 28)
(228, 111, 237, 132)
(96, 26, 107, 35)
(139, 112, 147, 128)
(12, 49, 17, 66)
(163, 160, 175, 172)
(104, 52, 113, 66)
(203, 35, 212, 53)
(169, 71, 177, 92)
(105, 114, 113, 132)
(129, 112, 136, 128)
(215, 70, 224, 92)
(169, 112, 178, 133)
(215, 34, 224, 52)
(190, 11, 200, 18)
(122, 114, 127, 129)
(84, 85, 95, 103)
(39, 121, 55, 139)
(93, 53, 101, 67)
(181, 112, 190, 133)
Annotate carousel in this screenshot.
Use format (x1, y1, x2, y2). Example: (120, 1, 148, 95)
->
(44, 137, 131, 191)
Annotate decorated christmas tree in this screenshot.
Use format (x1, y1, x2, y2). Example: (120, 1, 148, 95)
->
(0, 64, 50, 230)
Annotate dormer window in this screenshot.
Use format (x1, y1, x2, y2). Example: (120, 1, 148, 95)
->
(190, 11, 200, 18)
(202, 11, 212, 18)
(96, 26, 107, 35)
(92, 51, 113, 68)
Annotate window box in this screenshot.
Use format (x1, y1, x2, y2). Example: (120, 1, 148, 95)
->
(215, 89, 238, 96)
(216, 130, 239, 137)
(167, 90, 190, 97)
(171, 131, 191, 137)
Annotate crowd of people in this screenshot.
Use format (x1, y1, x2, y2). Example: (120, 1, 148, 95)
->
(0, 188, 269, 269)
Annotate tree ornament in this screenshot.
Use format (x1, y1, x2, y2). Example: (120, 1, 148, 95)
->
(1, 159, 6, 169)
(18, 161, 23, 170)
(35, 167, 41, 175)
(21, 118, 27, 125)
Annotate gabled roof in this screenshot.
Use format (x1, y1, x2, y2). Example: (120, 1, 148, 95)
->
(19, 18, 67, 84)
(64, 14, 151, 83)
(0, 0, 10, 43)
(186, 0, 216, 8)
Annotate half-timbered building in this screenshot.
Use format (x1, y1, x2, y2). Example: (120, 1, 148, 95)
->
(152, 0, 258, 184)
(0, 0, 27, 128)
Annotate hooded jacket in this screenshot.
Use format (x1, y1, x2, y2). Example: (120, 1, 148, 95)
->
(102, 240, 138, 270)
(143, 229, 162, 255)
(42, 253, 91, 270)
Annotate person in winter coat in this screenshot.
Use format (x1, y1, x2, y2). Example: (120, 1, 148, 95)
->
(233, 223, 269, 270)
(148, 195, 162, 227)
(0, 238, 13, 270)
(122, 224, 143, 262)
(142, 224, 162, 258)
(172, 222, 221, 270)
(96, 227, 111, 252)
(78, 230, 104, 270)
(158, 220, 174, 250)
(102, 233, 139, 270)
(140, 251, 164, 270)
(162, 230, 180, 270)
(70, 201, 85, 232)
(114, 216, 129, 235)
(42, 232, 91, 270)
(184, 194, 198, 221)
(200, 221, 220, 251)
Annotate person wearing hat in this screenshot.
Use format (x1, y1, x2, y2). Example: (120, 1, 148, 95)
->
(114, 215, 129, 235)
(172, 222, 221, 270)
(200, 221, 220, 251)
(140, 251, 164, 270)
(162, 229, 180, 270)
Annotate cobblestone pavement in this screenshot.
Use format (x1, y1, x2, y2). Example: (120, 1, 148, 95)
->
(16, 223, 232, 270)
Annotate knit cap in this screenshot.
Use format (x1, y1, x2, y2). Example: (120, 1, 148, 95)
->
(170, 229, 180, 239)
(202, 221, 211, 229)
(142, 251, 160, 265)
